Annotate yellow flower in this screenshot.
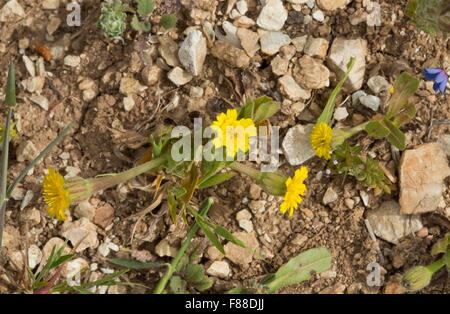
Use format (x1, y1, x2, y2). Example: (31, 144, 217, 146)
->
(211, 109, 257, 158)
(280, 166, 308, 217)
(43, 168, 70, 221)
(390, 86, 395, 94)
(310, 122, 333, 160)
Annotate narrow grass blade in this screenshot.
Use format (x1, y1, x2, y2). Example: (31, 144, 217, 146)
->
(6, 121, 75, 197)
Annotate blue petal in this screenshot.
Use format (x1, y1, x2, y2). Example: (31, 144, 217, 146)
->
(434, 71, 448, 84)
(438, 80, 447, 94)
(424, 68, 442, 81)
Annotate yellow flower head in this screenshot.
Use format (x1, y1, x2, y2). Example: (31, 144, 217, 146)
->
(43, 168, 70, 221)
(310, 122, 333, 160)
(280, 166, 308, 217)
(43, 168, 94, 221)
(211, 109, 257, 158)
(390, 86, 395, 94)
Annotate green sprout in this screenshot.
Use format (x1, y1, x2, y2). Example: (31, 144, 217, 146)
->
(402, 234, 450, 291)
(98, 0, 128, 38)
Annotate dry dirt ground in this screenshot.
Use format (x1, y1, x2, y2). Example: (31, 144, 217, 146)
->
(0, 0, 449, 294)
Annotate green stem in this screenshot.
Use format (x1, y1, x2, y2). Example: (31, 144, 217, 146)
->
(153, 198, 214, 294)
(91, 156, 166, 192)
(332, 121, 369, 148)
(426, 257, 446, 274)
(0, 108, 13, 248)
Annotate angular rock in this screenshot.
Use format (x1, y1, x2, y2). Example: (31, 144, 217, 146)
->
(16, 140, 38, 162)
(334, 107, 349, 121)
(178, 30, 207, 76)
(64, 55, 81, 67)
(158, 36, 179, 67)
(62, 258, 89, 279)
(210, 42, 250, 68)
(29, 95, 49, 111)
(61, 218, 99, 253)
(258, 30, 291, 55)
(399, 143, 450, 215)
(28, 245, 42, 269)
(224, 232, 259, 266)
(94, 203, 115, 229)
(237, 28, 260, 57)
(294, 55, 330, 89)
(167, 67, 194, 86)
(256, 0, 288, 31)
(367, 75, 391, 94)
(312, 10, 325, 22)
(42, 0, 60, 9)
(352, 90, 367, 106)
(304, 37, 329, 59)
(323, 187, 338, 204)
(22, 76, 45, 94)
(366, 201, 423, 244)
(328, 38, 367, 92)
(74, 201, 96, 221)
(360, 95, 381, 111)
(317, 0, 352, 11)
(0, 1, 25, 23)
(291, 35, 308, 52)
(278, 75, 311, 101)
(282, 124, 315, 165)
(141, 65, 163, 86)
(155, 239, 177, 257)
(206, 261, 230, 278)
(238, 219, 254, 233)
(439, 134, 450, 157)
(119, 77, 146, 95)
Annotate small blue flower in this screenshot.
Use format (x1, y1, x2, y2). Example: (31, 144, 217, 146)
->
(423, 68, 448, 94)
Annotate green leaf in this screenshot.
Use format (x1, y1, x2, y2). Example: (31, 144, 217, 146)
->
(197, 219, 224, 254)
(393, 103, 417, 127)
(431, 234, 450, 256)
(386, 72, 419, 119)
(5, 62, 16, 107)
(109, 258, 165, 269)
(194, 277, 213, 291)
(365, 120, 390, 139)
(136, 0, 155, 16)
(197, 172, 236, 189)
(160, 14, 177, 29)
(383, 117, 407, 150)
(185, 264, 204, 283)
(214, 226, 246, 248)
(317, 57, 355, 124)
(265, 248, 332, 293)
(169, 276, 187, 294)
(253, 100, 280, 123)
(131, 14, 151, 31)
(238, 97, 256, 119)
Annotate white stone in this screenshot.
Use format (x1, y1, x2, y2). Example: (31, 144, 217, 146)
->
(123, 96, 135, 111)
(206, 261, 230, 278)
(168, 67, 193, 86)
(282, 124, 315, 165)
(367, 75, 391, 94)
(239, 219, 254, 232)
(312, 10, 325, 22)
(119, 77, 146, 95)
(351, 90, 367, 106)
(0, 1, 25, 22)
(334, 107, 349, 121)
(64, 55, 81, 67)
(278, 75, 311, 101)
(291, 35, 308, 52)
(178, 30, 207, 76)
(323, 187, 338, 204)
(327, 38, 367, 92)
(42, 0, 60, 10)
(62, 258, 89, 280)
(259, 30, 291, 56)
(28, 245, 42, 269)
(16, 140, 37, 162)
(155, 239, 177, 257)
(257, 0, 288, 31)
(236, 0, 248, 15)
(22, 56, 35, 77)
(29, 95, 49, 111)
(359, 95, 381, 111)
(366, 201, 423, 244)
(61, 218, 99, 253)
